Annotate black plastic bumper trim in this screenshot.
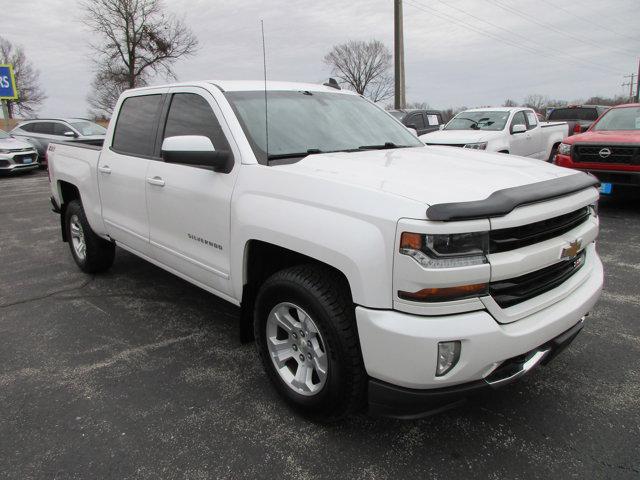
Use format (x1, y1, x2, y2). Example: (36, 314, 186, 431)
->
(426, 173, 599, 221)
(368, 319, 585, 419)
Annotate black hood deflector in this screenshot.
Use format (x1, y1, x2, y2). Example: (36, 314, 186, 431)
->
(426, 173, 599, 221)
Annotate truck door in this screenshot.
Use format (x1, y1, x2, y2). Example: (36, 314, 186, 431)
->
(509, 110, 535, 157)
(524, 110, 544, 159)
(97, 92, 165, 255)
(145, 87, 239, 297)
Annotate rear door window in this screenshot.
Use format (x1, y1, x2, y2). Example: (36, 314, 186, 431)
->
(33, 122, 55, 135)
(19, 123, 36, 132)
(525, 111, 538, 130)
(112, 94, 163, 157)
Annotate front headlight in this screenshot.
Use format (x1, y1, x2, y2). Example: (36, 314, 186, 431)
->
(399, 231, 489, 268)
(558, 143, 571, 155)
(463, 142, 487, 150)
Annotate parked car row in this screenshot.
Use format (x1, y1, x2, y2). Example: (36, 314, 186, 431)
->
(0, 118, 106, 174)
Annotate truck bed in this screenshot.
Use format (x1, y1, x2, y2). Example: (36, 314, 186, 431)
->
(48, 140, 104, 236)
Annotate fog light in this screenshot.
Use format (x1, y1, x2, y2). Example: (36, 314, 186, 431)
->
(437, 341, 461, 376)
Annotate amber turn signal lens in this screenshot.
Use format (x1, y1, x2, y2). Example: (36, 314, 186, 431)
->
(400, 232, 422, 250)
(398, 283, 488, 302)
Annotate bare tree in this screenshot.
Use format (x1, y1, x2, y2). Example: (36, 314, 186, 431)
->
(522, 94, 550, 112)
(323, 40, 393, 103)
(502, 99, 518, 107)
(82, 0, 198, 116)
(0, 36, 46, 118)
(405, 101, 431, 109)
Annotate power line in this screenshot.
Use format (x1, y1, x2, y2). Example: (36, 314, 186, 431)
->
(536, 0, 638, 42)
(416, 0, 622, 73)
(485, 0, 637, 57)
(404, 0, 621, 75)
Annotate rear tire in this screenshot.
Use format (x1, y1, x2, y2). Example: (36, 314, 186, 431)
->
(64, 200, 115, 273)
(254, 264, 366, 422)
(548, 145, 559, 163)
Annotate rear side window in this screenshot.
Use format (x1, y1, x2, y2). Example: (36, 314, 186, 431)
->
(525, 111, 538, 129)
(19, 123, 36, 132)
(112, 94, 163, 157)
(426, 114, 440, 126)
(548, 108, 599, 121)
(33, 122, 55, 134)
(162, 93, 231, 151)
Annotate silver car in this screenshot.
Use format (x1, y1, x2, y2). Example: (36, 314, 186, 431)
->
(0, 129, 39, 174)
(11, 118, 106, 167)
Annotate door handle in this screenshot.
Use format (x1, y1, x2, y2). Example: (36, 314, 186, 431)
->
(146, 176, 165, 187)
(98, 165, 111, 174)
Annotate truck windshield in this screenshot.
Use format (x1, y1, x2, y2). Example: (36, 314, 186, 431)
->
(592, 107, 640, 131)
(224, 91, 422, 162)
(445, 111, 509, 131)
(70, 121, 107, 136)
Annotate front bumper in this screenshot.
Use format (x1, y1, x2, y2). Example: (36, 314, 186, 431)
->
(0, 151, 40, 173)
(356, 252, 603, 418)
(369, 319, 585, 418)
(555, 154, 640, 187)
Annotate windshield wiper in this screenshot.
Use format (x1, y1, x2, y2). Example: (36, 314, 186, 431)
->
(357, 142, 411, 150)
(267, 148, 322, 160)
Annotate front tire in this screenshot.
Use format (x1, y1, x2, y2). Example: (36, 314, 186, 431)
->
(64, 200, 115, 273)
(254, 265, 366, 422)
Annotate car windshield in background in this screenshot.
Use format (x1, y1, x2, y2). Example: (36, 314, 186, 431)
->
(0, 129, 10, 139)
(224, 91, 423, 162)
(445, 111, 509, 131)
(70, 121, 107, 136)
(592, 107, 640, 131)
(548, 108, 599, 121)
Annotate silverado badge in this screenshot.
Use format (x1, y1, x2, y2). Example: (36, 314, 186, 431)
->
(561, 239, 582, 260)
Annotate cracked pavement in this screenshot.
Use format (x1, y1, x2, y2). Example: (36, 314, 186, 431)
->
(1, 171, 639, 479)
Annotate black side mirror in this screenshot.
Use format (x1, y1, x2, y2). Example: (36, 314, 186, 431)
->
(161, 136, 233, 173)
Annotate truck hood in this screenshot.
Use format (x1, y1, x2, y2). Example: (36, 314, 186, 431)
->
(0, 136, 35, 150)
(419, 129, 503, 145)
(565, 130, 640, 144)
(278, 147, 577, 207)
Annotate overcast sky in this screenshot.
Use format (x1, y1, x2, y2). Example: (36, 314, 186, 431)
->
(4, 0, 639, 117)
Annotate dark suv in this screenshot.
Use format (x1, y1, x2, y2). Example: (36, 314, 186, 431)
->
(546, 105, 609, 135)
(11, 118, 106, 167)
(388, 109, 444, 136)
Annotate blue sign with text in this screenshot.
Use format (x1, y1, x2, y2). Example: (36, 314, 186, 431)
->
(0, 65, 18, 99)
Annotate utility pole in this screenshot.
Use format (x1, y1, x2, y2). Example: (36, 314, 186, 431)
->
(635, 57, 640, 103)
(394, 0, 406, 109)
(622, 73, 636, 101)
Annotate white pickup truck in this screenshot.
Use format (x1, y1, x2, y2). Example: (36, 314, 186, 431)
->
(48, 81, 603, 421)
(421, 107, 569, 161)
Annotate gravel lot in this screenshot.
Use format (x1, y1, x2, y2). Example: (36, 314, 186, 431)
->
(1, 170, 639, 479)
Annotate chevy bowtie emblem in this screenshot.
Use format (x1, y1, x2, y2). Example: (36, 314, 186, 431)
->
(561, 239, 582, 259)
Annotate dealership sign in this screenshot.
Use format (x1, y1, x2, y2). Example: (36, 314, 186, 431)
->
(0, 65, 18, 100)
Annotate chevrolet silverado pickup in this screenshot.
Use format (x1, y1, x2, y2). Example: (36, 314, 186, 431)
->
(555, 103, 640, 193)
(48, 81, 603, 421)
(421, 107, 569, 161)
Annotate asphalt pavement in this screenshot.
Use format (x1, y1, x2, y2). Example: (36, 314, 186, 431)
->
(1, 170, 638, 479)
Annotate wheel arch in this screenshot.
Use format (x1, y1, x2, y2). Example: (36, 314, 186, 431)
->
(238, 239, 355, 343)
